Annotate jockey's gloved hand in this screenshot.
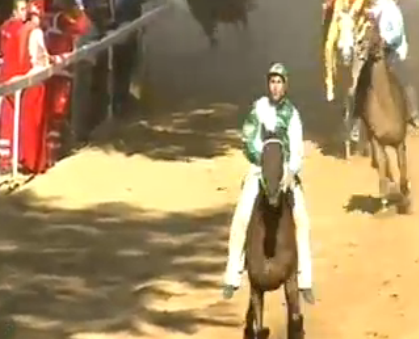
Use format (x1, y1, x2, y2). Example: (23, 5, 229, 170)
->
(281, 167, 294, 189)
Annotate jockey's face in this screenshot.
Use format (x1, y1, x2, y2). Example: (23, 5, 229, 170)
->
(268, 75, 286, 102)
(13, 1, 27, 21)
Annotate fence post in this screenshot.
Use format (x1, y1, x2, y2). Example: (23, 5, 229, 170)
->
(12, 89, 22, 179)
(0, 95, 3, 182)
(107, 46, 114, 121)
(107, 0, 116, 121)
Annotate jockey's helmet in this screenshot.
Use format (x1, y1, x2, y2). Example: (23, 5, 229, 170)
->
(267, 63, 288, 83)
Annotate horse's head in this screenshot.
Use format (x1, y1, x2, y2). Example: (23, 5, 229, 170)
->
(260, 124, 286, 207)
(337, 7, 355, 66)
(337, 5, 357, 66)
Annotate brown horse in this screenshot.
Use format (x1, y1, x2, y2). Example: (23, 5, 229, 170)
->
(354, 16, 411, 213)
(244, 126, 304, 339)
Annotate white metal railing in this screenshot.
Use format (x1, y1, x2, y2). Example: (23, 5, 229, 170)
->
(0, 1, 169, 188)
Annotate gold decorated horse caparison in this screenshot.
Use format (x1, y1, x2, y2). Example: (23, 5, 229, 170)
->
(323, 0, 371, 102)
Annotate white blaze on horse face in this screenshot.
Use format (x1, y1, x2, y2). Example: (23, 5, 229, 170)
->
(338, 10, 355, 65)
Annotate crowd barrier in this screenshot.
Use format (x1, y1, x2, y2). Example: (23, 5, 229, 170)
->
(0, 1, 170, 188)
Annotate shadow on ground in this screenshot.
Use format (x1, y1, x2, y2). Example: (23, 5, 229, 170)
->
(0, 191, 236, 339)
(344, 194, 383, 214)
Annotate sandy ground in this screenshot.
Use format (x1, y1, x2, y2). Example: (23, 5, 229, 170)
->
(1, 0, 419, 338)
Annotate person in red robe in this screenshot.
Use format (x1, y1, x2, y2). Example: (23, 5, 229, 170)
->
(0, 0, 31, 173)
(44, 0, 90, 165)
(19, 0, 51, 174)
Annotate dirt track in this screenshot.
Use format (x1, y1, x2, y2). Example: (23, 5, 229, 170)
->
(1, 0, 419, 338)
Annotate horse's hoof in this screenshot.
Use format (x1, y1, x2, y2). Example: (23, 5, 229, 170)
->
(396, 197, 412, 215)
(288, 331, 305, 339)
(258, 327, 270, 339)
(288, 330, 305, 339)
(243, 326, 254, 339)
(288, 314, 304, 339)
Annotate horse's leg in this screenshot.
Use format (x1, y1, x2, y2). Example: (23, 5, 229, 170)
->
(244, 292, 254, 339)
(383, 150, 394, 184)
(360, 126, 378, 169)
(357, 120, 367, 155)
(395, 141, 411, 214)
(370, 137, 391, 210)
(250, 288, 269, 339)
(285, 272, 304, 339)
(344, 88, 353, 159)
(349, 54, 366, 157)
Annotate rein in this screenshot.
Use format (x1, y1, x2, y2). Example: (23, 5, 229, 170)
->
(262, 138, 283, 147)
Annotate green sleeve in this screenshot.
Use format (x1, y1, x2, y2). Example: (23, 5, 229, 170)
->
(242, 107, 261, 165)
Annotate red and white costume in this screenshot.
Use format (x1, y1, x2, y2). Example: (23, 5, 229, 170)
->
(0, 16, 30, 171)
(43, 4, 90, 165)
(19, 0, 50, 174)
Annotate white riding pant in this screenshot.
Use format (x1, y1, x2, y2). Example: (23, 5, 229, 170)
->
(223, 165, 313, 289)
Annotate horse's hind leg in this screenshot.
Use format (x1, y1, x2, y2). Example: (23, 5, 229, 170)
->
(244, 295, 254, 338)
(383, 151, 394, 184)
(248, 287, 269, 339)
(285, 272, 305, 339)
(370, 137, 391, 210)
(396, 141, 411, 214)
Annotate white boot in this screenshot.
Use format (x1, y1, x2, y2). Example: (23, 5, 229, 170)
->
(223, 166, 260, 299)
(293, 183, 315, 304)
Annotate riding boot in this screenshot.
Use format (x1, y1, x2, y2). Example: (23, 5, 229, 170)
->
(223, 165, 260, 300)
(293, 184, 315, 305)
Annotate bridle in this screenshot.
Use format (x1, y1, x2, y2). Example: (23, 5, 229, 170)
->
(259, 137, 288, 196)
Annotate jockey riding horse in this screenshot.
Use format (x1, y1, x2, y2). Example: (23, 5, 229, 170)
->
(323, 0, 366, 102)
(323, 0, 370, 158)
(323, 0, 418, 158)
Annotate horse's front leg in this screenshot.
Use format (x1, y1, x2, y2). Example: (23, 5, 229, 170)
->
(285, 272, 305, 339)
(396, 141, 411, 214)
(370, 137, 391, 211)
(344, 88, 354, 159)
(346, 55, 366, 158)
(249, 287, 269, 339)
(344, 88, 366, 159)
(244, 292, 254, 339)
